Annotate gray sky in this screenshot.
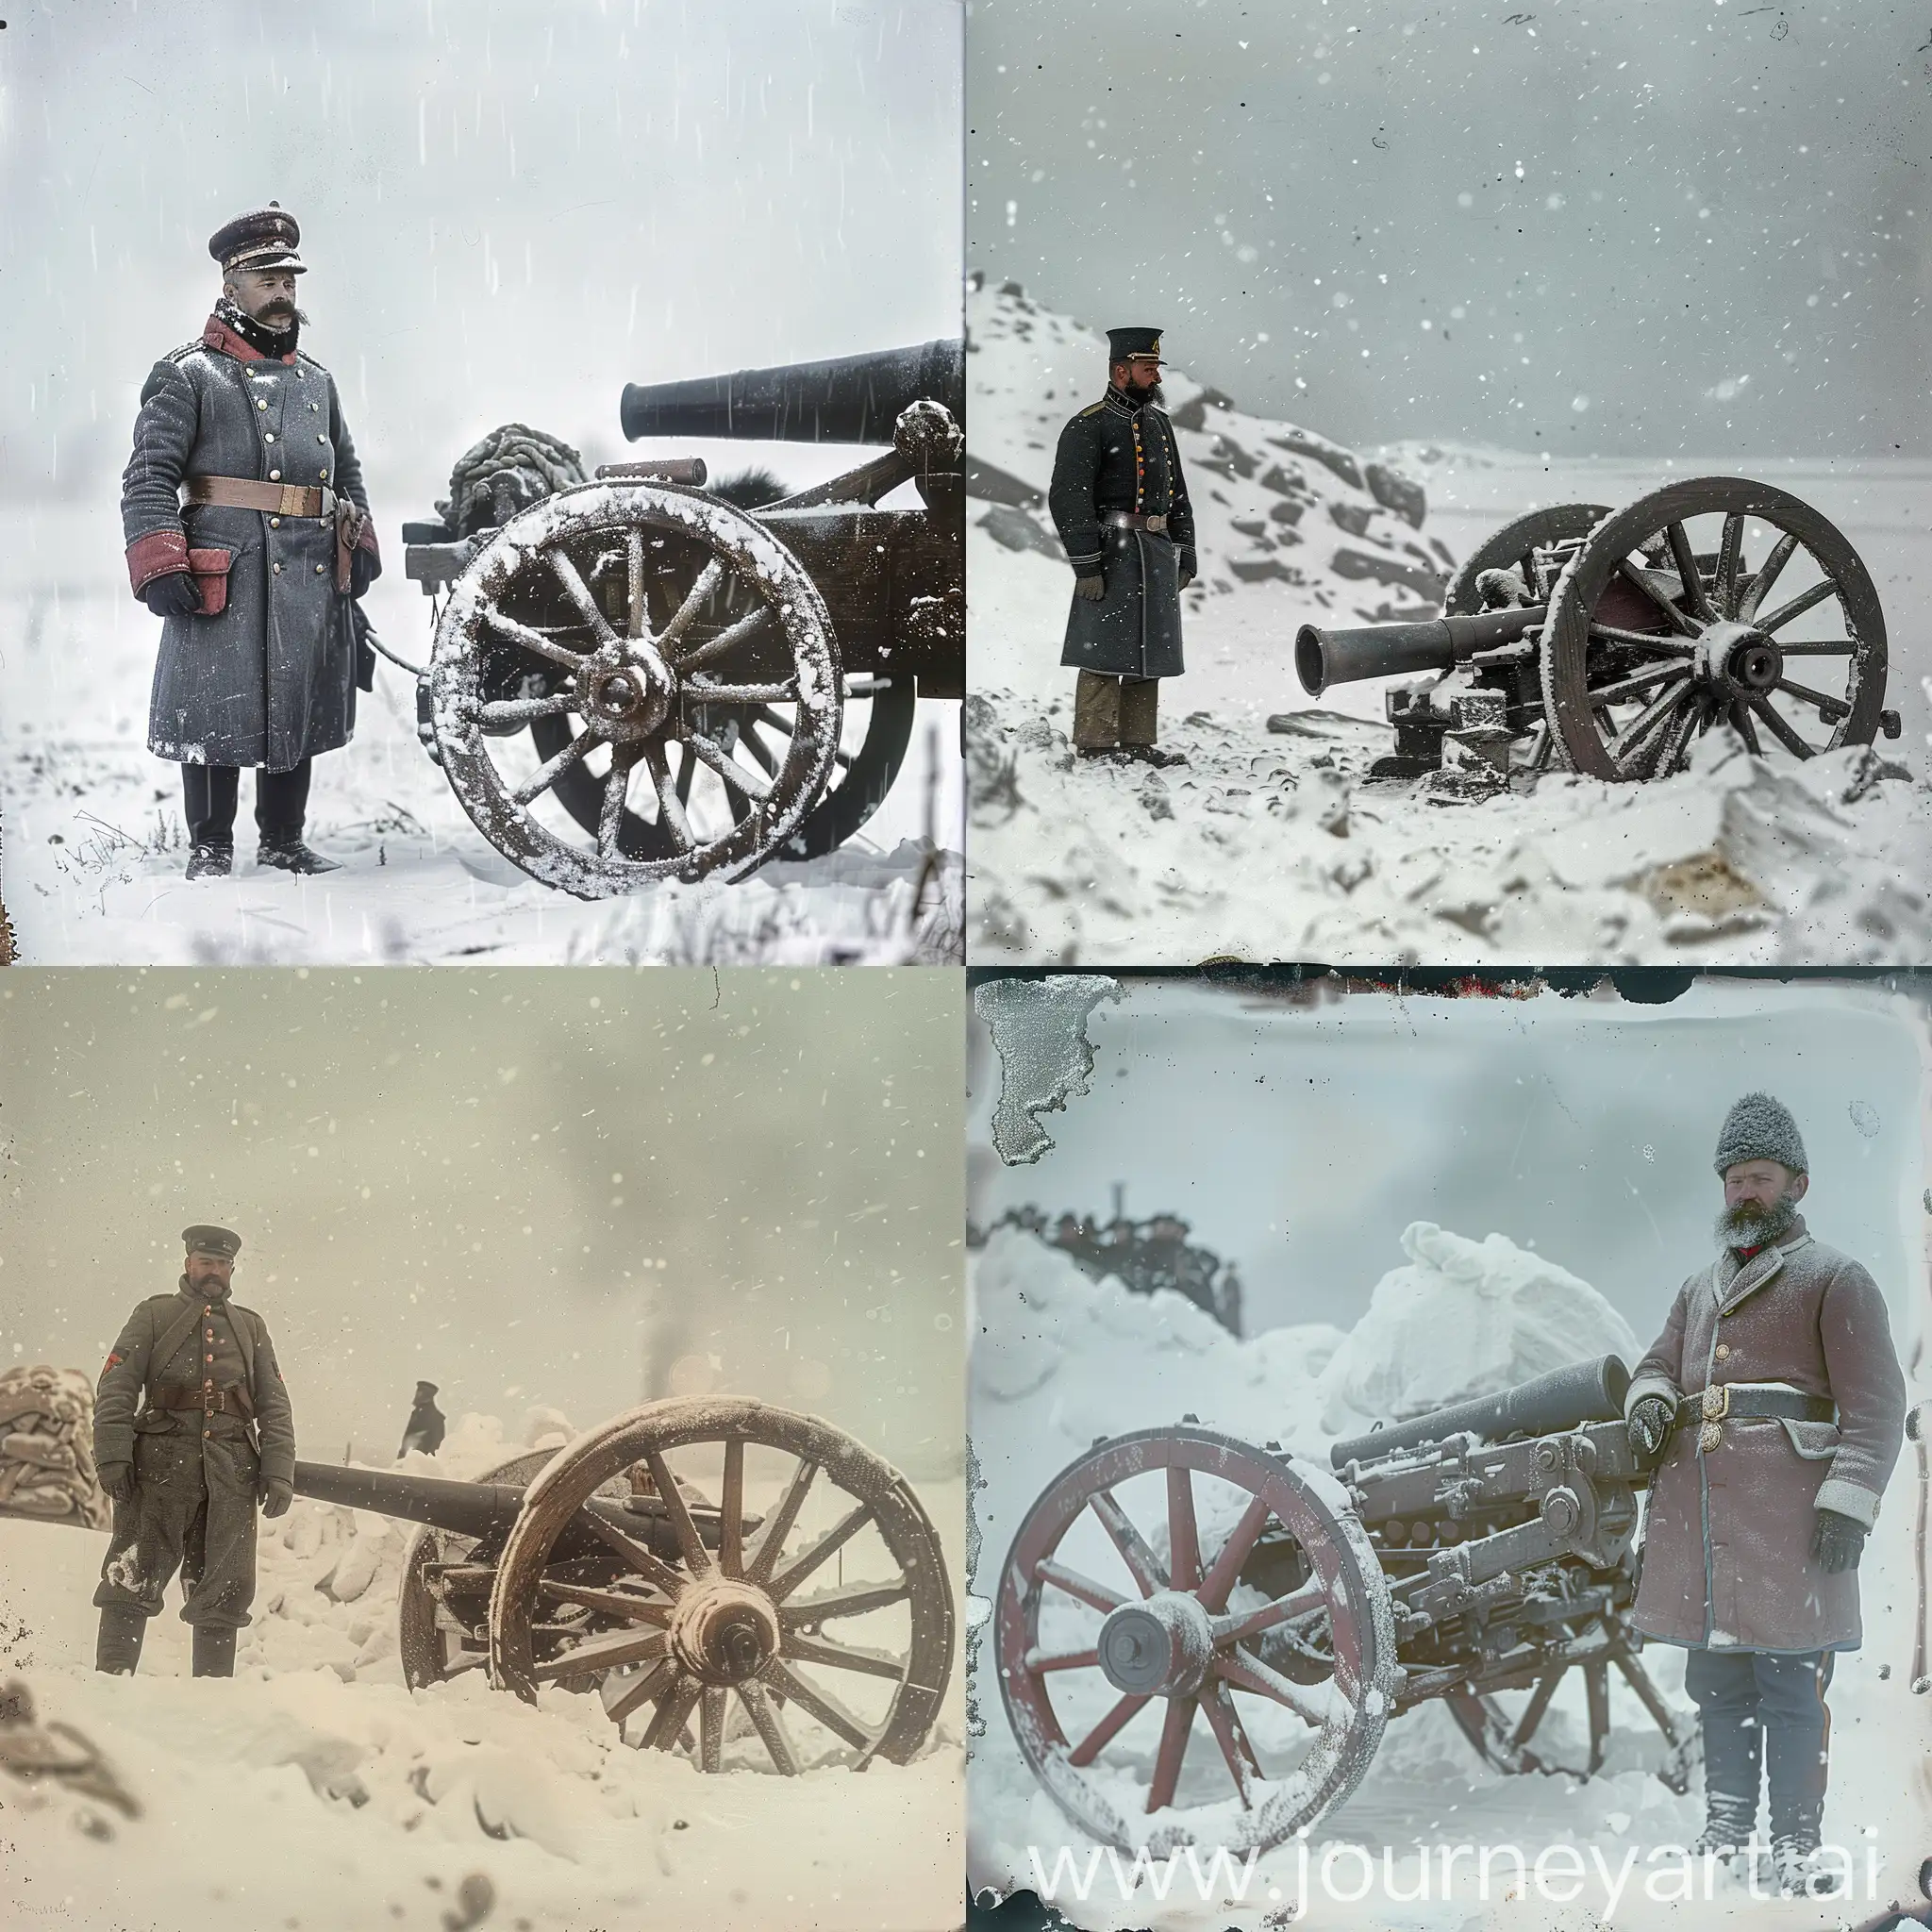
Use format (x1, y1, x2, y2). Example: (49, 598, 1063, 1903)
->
(1, 0, 963, 508)
(974, 979, 1927, 1352)
(0, 968, 964, 1476)
(968, 0, 1932, 458)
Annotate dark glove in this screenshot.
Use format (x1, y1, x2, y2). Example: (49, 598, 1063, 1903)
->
(1626, 1395, 1676, 1467)
(349, 548, 377, 598)
(1074, 575, 1105, 602)
(258, 1476, 293, 1519)
(1810, 1507, 1866, 1574)
(1180, 573, 1195, 591)
(142, 572, 202, 618)
(99, 1461, 134, 1506)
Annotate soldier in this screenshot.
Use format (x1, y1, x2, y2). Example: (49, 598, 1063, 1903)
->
(1624, 1095, 1907, 1896)
(397, 1380, 446, 1458)
(120, 203, 382, 880)
(1047, 327, 1196, 767)
(92, 1225, 297, 1679)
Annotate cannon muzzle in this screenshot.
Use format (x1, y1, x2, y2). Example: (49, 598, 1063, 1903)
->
(1328, 1353, 1631, 1470)
(620, 338, 965, 445)
(1294, 607, 1546, 696)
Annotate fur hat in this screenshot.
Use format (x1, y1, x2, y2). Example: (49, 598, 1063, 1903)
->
(1713, 1092, 1808, 1176)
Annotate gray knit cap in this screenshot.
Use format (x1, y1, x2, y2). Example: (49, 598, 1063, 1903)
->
(1713, 1092, 1808, 1175)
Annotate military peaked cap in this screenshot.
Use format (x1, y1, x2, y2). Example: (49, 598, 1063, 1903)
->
(414, 1381, 440, 1398)
(182, 1224, 242, 1259)
(208, 203, 307, 275)
(1106, 326, 1163, 359)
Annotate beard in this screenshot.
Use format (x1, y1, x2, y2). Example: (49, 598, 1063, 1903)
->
(1124, 376, 1165, 408)
(218, 294, 306, 356)
(1714, 1193, 1800, 1249)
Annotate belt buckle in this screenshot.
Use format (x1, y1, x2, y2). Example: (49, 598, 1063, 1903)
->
(1701, 1385, 1729, 1420)
(1147, 514, 1167, 533)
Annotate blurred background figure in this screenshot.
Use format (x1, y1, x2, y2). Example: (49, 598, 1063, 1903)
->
(396, 1381, 444, 1459)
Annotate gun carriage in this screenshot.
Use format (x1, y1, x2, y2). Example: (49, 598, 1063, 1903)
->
(1292, 478, 1899, 789)
(396, 341, 964, 897)
(291, 1395, 955, 1774)
(994, 1355, 1699, 1854)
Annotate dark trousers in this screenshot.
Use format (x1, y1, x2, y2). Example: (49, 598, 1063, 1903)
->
(182, 759, 312, 847)
(1685, 1646, 1834, 1841)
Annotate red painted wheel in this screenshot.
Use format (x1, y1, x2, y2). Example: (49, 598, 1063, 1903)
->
(994, 1425, 1398, 1854)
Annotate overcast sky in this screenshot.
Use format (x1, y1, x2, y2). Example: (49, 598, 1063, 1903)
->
(1, 0, 963, 508)
(1, 968, 963, 1476)
(968, 0, 1932, 458)
(974, 978, 1928, 1354)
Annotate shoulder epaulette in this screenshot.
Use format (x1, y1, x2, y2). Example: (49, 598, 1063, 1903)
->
(162, 342, 204, 366)
(1074, 400, 1105, 419)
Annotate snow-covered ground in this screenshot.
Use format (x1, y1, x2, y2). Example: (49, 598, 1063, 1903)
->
(966, 277, 1932, 965)
(965, 1225, 1932, 1930)
(0, 507, 961, 965)
(0, 1410, 965, 1932)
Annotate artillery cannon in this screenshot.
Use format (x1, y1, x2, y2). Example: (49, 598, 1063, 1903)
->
(398, 341, 964, 897)
(994, 1355, 1700, 1854)
(292, 1395, 955, 1774)
(1293, 479, 1900, 790)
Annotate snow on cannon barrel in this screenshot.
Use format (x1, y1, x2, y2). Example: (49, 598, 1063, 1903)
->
(297, 1396, 956, 1775)
(994, 1354, 1698, 1856)
(403, 341, 965, 897)
(1291, 477, 1898, 795)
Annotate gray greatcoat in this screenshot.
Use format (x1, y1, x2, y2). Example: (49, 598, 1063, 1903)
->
(1624, 1217, 1907, 1653)
(92, 1280, 296, 1629)
(120, 313, 378, 772)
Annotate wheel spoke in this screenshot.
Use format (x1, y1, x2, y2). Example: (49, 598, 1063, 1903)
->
(1608, 679, 1696, 768)
(1585, 662, 1690, 707)
(1167, 1467, 1202, 1594)
(547, 550, 620, 644)
(675, 744, 697, 805)
(641, 1449, 711, 1575)
(719, 1439, 745, 1579)
(1654, 694, 1707, 775)
(687, 730, 774, 804)
(684, 680, 801, 705)
(626, 531, 649, 641)
(530, 1625, 670, 1682)
(1729, 699, 1762, 755)
(1214, 1645, 1334, 1726)
(1209, 1581, 1328, 1648)
(1035, 1557, 1127, 1616)
(769, 1660, 874, 1752)
(744, 1457, 818, 1586)
(1587, 623, 1694, 657)
(1195, 1493, 1275, 1615)
(1663, 522, 1713, 623)
(641, 1668, 704, 1750)
(1145, 1693, 1197, 1812)
(1023, 1645, 1101, 1674)
(597, 744, 638, 857)
(540, 1579, 674, 1625)
(572, 1507, 690, 1599)
(1198, 1679, 1263, 1809)
(737, 1677, 799, 1774)
(1747, 694, 1818, 758)
(1756, 576, 1838, 635)
(768, 1501, 872, 1601)
(657, 559, 724, 654)
(478, 691, 579, 725)
(1774, 676, 1850, 724)
(1068, 1691, 1151, 1767)
(1774, 640, 1857, 656)
(779, 1579, 911, 1625)
(785, 1632, 907, 1682)
(1714, 512, 1745, 619)
(643, 744, 697, 853)
(482, 606, 591, 670)
(604, 1656, 675, 1724)
(1614, 559, 1701, 638)
(1736, 530, 1799, 621)
(510, 725, 600, 806)
(673, 602, 776, 673)
(1088, 1489, 1169, 1597)
(699, 1684, 726, 1773)
(739, 723, 781, 780)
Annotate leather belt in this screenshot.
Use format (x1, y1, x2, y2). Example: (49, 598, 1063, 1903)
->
(143, 1383, 252, 1417)
(1103, 510, 1168, 533)
(184, 475, 335, 520)
(1676, 1384, 1835, 1425)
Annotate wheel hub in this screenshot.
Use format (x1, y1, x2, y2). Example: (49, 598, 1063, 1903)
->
(578, 645, 675, 741)
(669, 1575, 782, 1685)
(1695, 620, 1780, 695)
(1096, 1591, 1215, 1698)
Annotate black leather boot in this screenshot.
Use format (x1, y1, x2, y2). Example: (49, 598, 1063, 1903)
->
(257, 838, 341, 875)
(94, 1605, 147, 1674)
(191, 1624, 237, 1678)
(1690, 1713, 1762, 1863)
(1767, 1723, 1831, 1893)
(185, 842, 233, 880)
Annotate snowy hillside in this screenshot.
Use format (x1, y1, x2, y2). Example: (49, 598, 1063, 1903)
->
(0, 1408, 964, 1932)
(965, 1226, 1932, 1929)
(966, 275, 1932, 966)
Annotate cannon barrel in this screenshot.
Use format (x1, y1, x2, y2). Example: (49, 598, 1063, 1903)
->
(1294, 606, 1547, 696)
(1327, 1353, 1631, 1470)
(620, 338, 965, 445)
(292, 1459, 525, 1542)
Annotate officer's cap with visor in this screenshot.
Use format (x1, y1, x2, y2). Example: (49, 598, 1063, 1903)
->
(208, 203, 307, 276)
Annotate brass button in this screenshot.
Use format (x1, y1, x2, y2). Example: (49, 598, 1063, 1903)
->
(315, 563, 325, 574)
(206, 1354, 214, 1363)
(310, 402, 319, 412)
(320, 471, 328, 482)
(273, 562, 282, 574)
(204, 1429, 211, 1439)
(1715, 1342, 1730, 1361)
(269, 469, 281, 481)
(264, 432, 275, 443)
(317, 434, 326, 444)
(258, 400, 268, 411)
(270, 516, 280, 528)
